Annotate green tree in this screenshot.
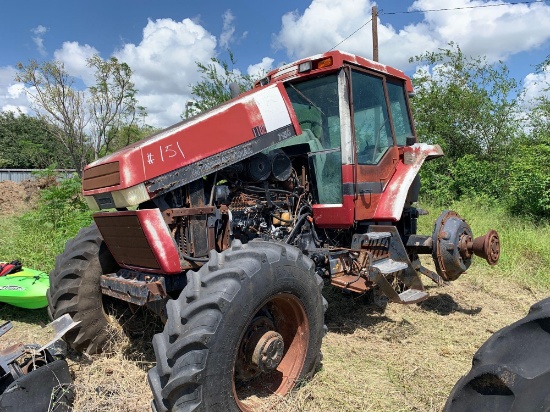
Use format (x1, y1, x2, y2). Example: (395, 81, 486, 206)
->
(101, 123, 158, 156)
(504, 55, 550, 218)
(0, 111, 71, 168)
(527, 55, 550, 144)
(87, 55, 146, 158)
(15, 56, 145, 173)
(409, 43, 521, 204)
(183, 52, 261, 118)
(16, 60, 88, 173)
(410, 42, 520, 160)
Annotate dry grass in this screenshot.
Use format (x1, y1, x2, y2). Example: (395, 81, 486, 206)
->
(69, 304, 162, 412)
(0, 268, 546, 412)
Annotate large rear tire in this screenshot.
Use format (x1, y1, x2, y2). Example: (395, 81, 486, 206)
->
(444, 297, 550, 411)
(47, 224, 118, 354)
(148, 240, 326, 411)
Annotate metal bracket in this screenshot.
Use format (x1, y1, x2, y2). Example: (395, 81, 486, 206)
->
(163, 206, 216, 224)
(100, 273, 168, 306)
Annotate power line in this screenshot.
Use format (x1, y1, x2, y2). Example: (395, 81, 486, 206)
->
(383, 0, 546, 15)
(328, 0, 547, 52)
(328, 18, 372, 51)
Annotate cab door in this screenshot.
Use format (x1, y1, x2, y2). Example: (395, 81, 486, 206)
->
(349, 69, 399, 221)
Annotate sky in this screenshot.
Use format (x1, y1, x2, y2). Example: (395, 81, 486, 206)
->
(1, 0, 549, 128)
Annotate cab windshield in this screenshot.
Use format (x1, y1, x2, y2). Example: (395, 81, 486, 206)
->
(283, 73, 342, 205)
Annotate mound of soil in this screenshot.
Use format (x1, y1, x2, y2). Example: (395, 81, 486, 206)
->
(0, 178, 52, 215)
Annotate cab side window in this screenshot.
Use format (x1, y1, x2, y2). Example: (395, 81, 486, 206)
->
(352, 71, 393, 165)
(387, 81, 413, 146)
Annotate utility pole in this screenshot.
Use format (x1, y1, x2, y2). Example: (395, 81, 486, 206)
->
(372, 6, 379, 62)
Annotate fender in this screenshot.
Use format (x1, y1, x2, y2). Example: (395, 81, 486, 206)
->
(373, 143, 444, 221)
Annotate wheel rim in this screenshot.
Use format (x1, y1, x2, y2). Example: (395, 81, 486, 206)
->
(233, 293, 309, 410)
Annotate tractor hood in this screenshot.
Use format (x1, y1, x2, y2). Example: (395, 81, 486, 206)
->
(82, 82, 297, 209)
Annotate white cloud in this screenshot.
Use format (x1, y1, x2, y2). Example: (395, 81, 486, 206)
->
(53, 41, 99, 86)
(523, 68, 550, 105)
(1, 18, 222, 128)
(274, 0, 550, 70)
(220, 10, 236, 50)
(7, 83, 25, 99)
(31, 25, 48, 56)
(408, 0, 550, 63)
(247, 57, 274, 77)
(2, 104, 28, 115)
(273, 0, 374, 60)
(114, 18, 217, 127)
(0, 66, 31, 115)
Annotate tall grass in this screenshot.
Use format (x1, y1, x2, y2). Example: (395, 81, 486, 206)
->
(1, 183, 548, 291)
(417, 197, 550, 289)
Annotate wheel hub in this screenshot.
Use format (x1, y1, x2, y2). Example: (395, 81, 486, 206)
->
(251, 330, 284, 372)
(235, 315, 286, 381)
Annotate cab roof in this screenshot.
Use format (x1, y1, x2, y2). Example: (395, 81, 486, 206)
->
(255, 50, 413, 93)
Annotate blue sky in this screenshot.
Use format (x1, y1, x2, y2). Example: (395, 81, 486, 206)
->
(1, 0, 549, 127)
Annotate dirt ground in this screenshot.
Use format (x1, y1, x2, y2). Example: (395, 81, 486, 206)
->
(0, 268, 546, 412)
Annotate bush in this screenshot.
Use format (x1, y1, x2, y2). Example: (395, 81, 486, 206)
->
(419, 148, 550, 222)
(419, 159, 455, 205)
(419, 154, 503, 206)
(507, 144, 550, 219)
(0, 174, 92, 271)
(449, 154, 503, 200)
(17, 174, 92, 260)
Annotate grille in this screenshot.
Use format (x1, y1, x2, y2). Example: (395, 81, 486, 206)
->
(83, 162, 120, 191)
(94, 214, 160, 270)
(93, 209, 182, 274)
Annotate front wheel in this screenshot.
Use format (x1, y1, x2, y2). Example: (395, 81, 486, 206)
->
(148, 240, 326, 411)
(47, 224, 118, 354)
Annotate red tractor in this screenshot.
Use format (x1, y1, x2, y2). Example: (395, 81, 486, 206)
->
(47, 50, 500, 411)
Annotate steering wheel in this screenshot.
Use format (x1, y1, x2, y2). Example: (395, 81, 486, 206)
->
(299, 119, 322, 134)
(358, 142, 373, 164)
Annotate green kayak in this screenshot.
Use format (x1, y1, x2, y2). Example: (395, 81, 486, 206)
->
(0, 267, 49, 309)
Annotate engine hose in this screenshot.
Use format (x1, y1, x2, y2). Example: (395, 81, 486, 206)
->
(295, 205, 312, 220)
(208, 171, 218, 206)
(284, 213, 310, 244)
(242, 186, 299, 197)
(310, 222, 322, 246)
(181, 252, 210, 263)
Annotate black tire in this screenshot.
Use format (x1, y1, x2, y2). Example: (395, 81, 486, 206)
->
(47, 224, 118, 354)
(148, 240, 326, 412)
(444, 297, 550, 412)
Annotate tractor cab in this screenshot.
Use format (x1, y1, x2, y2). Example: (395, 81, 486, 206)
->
(264, 52, 440, 228)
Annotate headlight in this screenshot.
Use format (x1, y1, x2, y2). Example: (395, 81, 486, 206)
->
(111, 183, 150, 208)
(84, 195, 100, 211)
(86, 183, 150, 210)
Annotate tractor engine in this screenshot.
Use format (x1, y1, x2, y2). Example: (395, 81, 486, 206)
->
(162, 148, 314, 260)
